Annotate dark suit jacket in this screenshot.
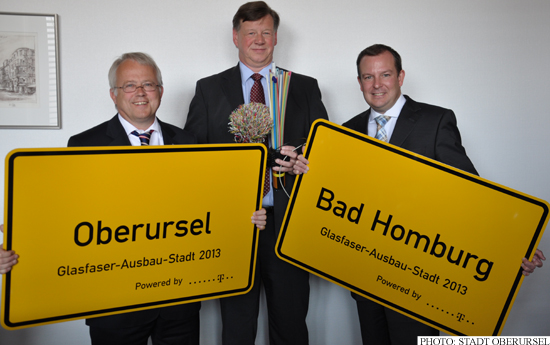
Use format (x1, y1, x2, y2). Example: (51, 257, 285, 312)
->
(68, 114, 196, 147)
(185, 64, 329, 231)
(343, 95, 477, 175)
(344, 96, 477, 303)
(68, 115, 200, 328)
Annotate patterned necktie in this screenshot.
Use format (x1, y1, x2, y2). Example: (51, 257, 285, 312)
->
(250, 73, 266, 104)
(374, 115, 391, 142)
(131, 130, 154, 146)
(250, 73, 270, 196)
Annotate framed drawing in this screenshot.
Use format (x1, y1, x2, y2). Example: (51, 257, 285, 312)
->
(0, 12, 61, 129)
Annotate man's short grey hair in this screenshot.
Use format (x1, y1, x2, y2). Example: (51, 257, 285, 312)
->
(108, 52, 163, 94)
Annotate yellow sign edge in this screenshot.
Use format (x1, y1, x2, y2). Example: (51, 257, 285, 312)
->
(2, 143, 266, 329)
(275, 118, 549, 336)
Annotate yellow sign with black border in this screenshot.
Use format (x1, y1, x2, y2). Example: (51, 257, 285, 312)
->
(2, 144, 265, 329)
(276, 119, 547, 336)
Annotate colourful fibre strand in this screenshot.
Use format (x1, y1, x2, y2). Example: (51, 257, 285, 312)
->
(267, 62, 291, 150)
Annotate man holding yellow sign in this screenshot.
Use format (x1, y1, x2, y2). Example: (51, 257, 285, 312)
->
(68, 52, 202, 345)
(1, 52, 267, 344)
(293, 44, 545, 344)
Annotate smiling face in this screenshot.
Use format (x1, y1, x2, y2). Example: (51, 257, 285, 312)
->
(233, 15, 277, 72)
(110, 59, 163, 129)
(357, 51, 405, 114)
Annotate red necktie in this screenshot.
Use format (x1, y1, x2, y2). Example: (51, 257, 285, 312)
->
(250, 73, 270, 196)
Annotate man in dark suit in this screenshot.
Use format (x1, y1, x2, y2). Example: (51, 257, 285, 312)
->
(345, 43, 472, 344)
(0, 52, 268, 344)
(344, 44, 478, 176)
(67, 52, 202, 345)
(184, 2, 328, 344)
(293, 43, 545, 345)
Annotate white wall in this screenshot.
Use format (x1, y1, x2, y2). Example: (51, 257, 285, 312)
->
(1, 0, 549, 343)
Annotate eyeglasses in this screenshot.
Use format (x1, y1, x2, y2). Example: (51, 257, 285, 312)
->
(114, 82, 160, 93)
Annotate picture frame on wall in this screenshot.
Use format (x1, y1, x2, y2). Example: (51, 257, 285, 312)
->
(0, 12, 61, 129)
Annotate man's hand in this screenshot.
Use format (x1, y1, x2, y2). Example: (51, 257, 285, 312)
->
(293, 154, 309, 175)
(0, 224, 19, 274)
(522, 249, 545, 276)
(273, 146, 299, 174)
(292, 143, 310, 175)
(251, 209, 267, 230)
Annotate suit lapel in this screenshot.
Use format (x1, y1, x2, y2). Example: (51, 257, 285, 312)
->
(159, 119, 175, 145)
(284, 73, 303, 142)
(221, 64, 245, 111)
(106, 115, 132, 146)
(389, 96, 421, 147)
(357, 110, 371, 135)
(105, 116, 179, 145)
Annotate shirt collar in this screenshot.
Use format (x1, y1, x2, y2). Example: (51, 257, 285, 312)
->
(239, 61, 272, 83)
(369, 94, 407, 122)
(117, 114, 161, 135)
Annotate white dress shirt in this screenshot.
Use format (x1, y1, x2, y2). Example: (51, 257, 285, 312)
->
(239, 62, 274, 207)
(367, 94, 407, 141)
(118, 114, 164, 146)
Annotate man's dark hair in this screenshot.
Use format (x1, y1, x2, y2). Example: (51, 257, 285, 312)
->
(232, 1, 280, 32)
(356, 44, 402, 77)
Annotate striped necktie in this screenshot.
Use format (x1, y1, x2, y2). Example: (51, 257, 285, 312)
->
(374, 115, 391, 142)
(131, 130, 154, 146)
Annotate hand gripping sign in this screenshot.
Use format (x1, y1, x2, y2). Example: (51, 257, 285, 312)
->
(2, 144, 266, 329)
(276, 119, 547, 336)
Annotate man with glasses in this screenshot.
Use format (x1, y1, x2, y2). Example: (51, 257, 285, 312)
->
(0, 52, 267, 345)
(68, 51, 202, 345)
